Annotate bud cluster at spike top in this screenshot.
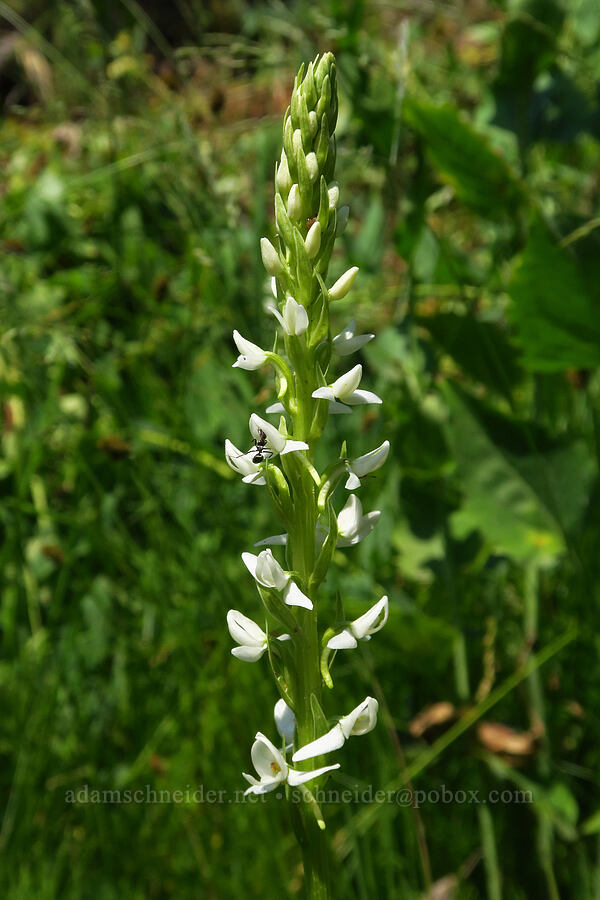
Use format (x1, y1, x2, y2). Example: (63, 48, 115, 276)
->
(263, 52, 345, 310)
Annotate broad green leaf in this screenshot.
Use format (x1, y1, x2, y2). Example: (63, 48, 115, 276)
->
(403, 97, 525, 214)
(419, 311, 522, 398)
(444, 385, 592, 559)
(508, 219, 600, 371)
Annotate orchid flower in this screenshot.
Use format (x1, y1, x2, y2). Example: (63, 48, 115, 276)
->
(249, 413, 308, 458)
(227, 609, 290, 662)
(345, 440, 390, 490)
(332, 319, 374, 356)
(327, 597, 389, 650)
(292, 697, 379, 762)
(242, 549, 313, 609)
(224, 439, 266, 485)
(312, 364, 382, 409)
(232, 330, 268, 371)
(336, 495, 380, 546)
(268, 296, 309, 336)
(243, 732, 339, 796)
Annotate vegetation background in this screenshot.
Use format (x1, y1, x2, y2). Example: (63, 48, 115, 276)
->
(1, 0, 600, 897)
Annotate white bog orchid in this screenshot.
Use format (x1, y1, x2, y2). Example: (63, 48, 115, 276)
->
(224, 439, 266, 486)
(227, 609, 290, 662)
(268, 296, 309, 336)
(312, 364, 382, 408)
(232, 330, 268, 371)
(345, 440, 390, 490)
(292, 697, 379, 762)
(332, 319, 374, 356)
(242, 549, 313, 609)
(327, 596, 389, 650)
(336, 495, 380, 546)
(274, 699, 296, 745)
(243, 732, 340, 796)
(249, 413, 308, 457)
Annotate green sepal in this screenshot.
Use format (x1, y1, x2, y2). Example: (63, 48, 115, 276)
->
(339, 440, 347, 459)
(315, 115, 330, 173)
(292, 228, 313, 306)
(299, 93, 312, 150)
(310, 692, 330, 738)
(323, 134, 336, 182)
(307, 273, 330, 349)
(296, 149, 313, 218)
(314, 55, 330, 92)
(315, 210, 337, 275)
(265, 620, 295, 708)
(320, 639, 335, 690)
(295, 783, 328, 830)
(317, 461, 346, 513)
(317, 175, 330, 234)
(309, 497, 338, 593)
(290, 71, 302, 129)
(316, 74, 331, 122)
(303, 60, 318, 110)
(275, 192, 295, 253)
(264, 462, 292, 523)
(258, 584, 298, 635)
(283, 111, 296, 181)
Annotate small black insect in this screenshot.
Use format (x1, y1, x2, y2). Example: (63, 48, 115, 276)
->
(252, 429, 273, 464)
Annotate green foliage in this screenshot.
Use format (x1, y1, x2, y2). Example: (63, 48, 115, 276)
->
(1, 0, 600, 898)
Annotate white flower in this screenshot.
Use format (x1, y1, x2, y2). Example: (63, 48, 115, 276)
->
(327, 597, 389, 650)
(292, 697, 379, 762)
(232, 330, 268, 370)
(242, 549, 313, 610)
(243, 732, 339, 796)
(227, 609, 290, 662)
(332, 319, 374, 356)
(260, 237, 283, 275)
(224, 439, 266, 486)
(329, 266, 358, 300)
(268, 297, 309, 336)
(336, 495, 380, 546)
(312, 364, 382, 407)
(274, 699, 296, 745)
(345, 440, 390, 490)
(249, 413, 309, 457)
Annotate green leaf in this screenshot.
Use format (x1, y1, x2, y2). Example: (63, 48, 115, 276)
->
(444, 385, 593, 559)
(418, 311, 522, 398)
(404, 97, 525, 214)
(507, 219, 600, 371)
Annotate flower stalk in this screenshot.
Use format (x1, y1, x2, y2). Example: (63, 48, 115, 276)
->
(224, 53, 389, 899)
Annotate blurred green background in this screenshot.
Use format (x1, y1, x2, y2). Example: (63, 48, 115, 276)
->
(2, 1, 600, 897)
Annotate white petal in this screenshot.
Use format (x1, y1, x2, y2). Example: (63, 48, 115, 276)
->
(233, 330, 267, 363)
(241, 472, 266, 486)
(287, 763, 340, 786)
(270, 276, 278, 298)
(344, 472, 361, 490)
(274, 699, 296, 744)
(283, 581, 313, 610)
(337, 495, 362, 538)
(254, 534, 288, 547)
(351, 596, 388, 640)
(281, 439, 309, 455)
(244, 780, 279, 796)
(231, 645, 266, 662)
(333, 333, 374, 356)
(330, 365, 362, 400)
(251, 732, 288, 781)
(292, 724, 346, 762)
(241, 552, 259, 580)
(224, 439, 260, 477)
(344, 389, 382, 405)
(327, 629, 358, 650)
(255, 549, 289, 591)
(249, 413, 286, 453)
(282, 296, 308, 336)
(339, 697, 379, 739)
(267, 305, 286, 329)
(350, 441, 390, 477)
(329, 266, 359, 301)
(227, 608, 266, 646)
(265, 402, 285, 414)
(312, 386, 336, 401)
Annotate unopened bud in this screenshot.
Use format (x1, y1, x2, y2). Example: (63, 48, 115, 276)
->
(305, 220, 322, 259)
(308, 110, 318, 136)
(287, 184, 301, 220)
(260, 237, 283, 276)
(306, 152, 319, 182)
(293, 128, 303, 156)
(328, 183, 339, 209)
(276, 151, 292, 194)
(329, 266, 359, 301)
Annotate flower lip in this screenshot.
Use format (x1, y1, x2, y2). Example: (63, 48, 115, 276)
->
(327, 597, 389, 650)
